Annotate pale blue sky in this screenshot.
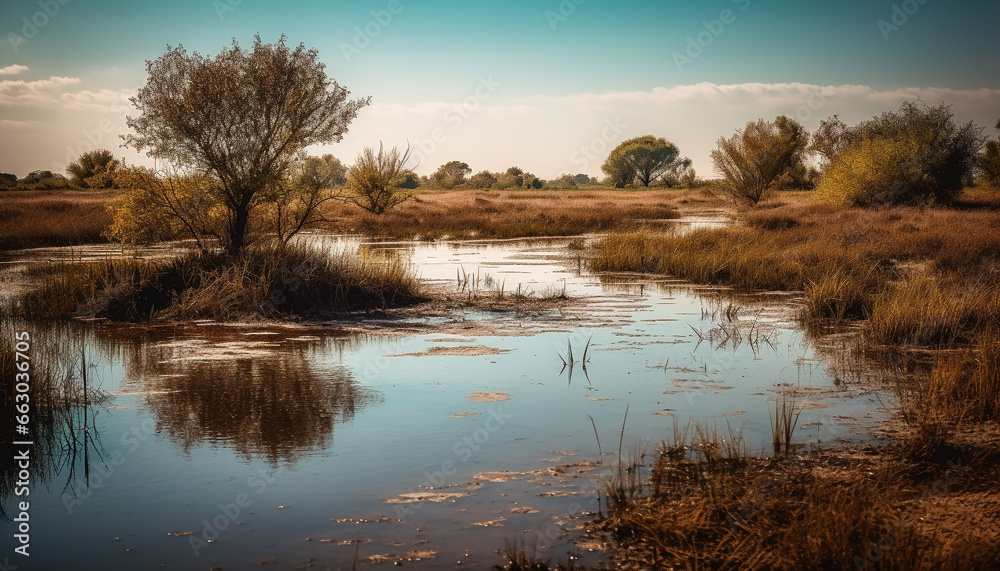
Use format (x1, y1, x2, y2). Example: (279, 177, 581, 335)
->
(2, 0, 998, 178)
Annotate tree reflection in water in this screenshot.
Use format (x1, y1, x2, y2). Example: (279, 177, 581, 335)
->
(1, 321, 379, 519)
(118, 326, 380, 464)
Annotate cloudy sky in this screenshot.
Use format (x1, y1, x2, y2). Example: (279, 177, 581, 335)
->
(1, 0, 998, 179)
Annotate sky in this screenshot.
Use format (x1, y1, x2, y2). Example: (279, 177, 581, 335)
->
(1, 0, 999, 180)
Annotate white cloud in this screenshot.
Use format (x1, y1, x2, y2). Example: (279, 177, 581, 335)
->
(0, 76, 80, 106)
(61, 88, 134, 112)
(0, 65, 29, 76)
(356, 83, 1000, 123)
(364, 101, 535, 120)
(534, 82, 1000, 110)
(6, 80, 1000, 180)
(0, 75, 133, 117)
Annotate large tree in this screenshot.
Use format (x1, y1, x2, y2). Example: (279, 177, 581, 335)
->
(123, 35, 369, 254)
(602, 135, 681, 187)
(711, 116, 809, 205)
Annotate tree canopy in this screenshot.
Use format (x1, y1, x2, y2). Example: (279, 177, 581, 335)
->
(468, 170, 498, 189)
(122, 34, 369, 254)
(601, 135, 681, 187)
(429, 161, 472, 189)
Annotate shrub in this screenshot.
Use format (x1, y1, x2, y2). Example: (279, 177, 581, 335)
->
(397, 171, 420, 189)
(521, 172, 543, 189)
(816, 102, 983, 205)
(494, 172, 521, 189)
(429, 160, 471, 189)
(467, 170, 497, 189)
(14, 171, 74, 190)
(105, 167, 225, 249)
(347, 144, 414, 214)
(67, 149, 119, 188)
(816, 136, 932, 206)
(711, 116, 808, 205)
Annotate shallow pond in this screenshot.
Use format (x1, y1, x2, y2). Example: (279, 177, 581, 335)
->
(1, 234, 887, 569)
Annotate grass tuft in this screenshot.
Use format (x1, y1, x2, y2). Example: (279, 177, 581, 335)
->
(769, 394, 802, 455)
(12, 242, 424, 321)
(865, 278, 999, 347)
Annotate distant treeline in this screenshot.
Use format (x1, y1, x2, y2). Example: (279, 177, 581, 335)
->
(0, 170, 76, 191)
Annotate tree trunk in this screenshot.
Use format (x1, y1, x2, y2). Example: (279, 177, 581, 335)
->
(227, 203, 250, 256)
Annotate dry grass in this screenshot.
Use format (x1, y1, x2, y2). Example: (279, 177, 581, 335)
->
(0, 190, 113, 250)
(602, 412, 1000, 570)
(593, 192, 1000, 326)
(603, 449, 1000, 570)
(866, 277, 1000, 347)
(770, 394, 803, 455)
(493, 535, 582, 571)
(923, 331, 1000, 424)
(319, 188, 691, 239)
(594, 191, 1000, 569)
(0, 188, 713, 250)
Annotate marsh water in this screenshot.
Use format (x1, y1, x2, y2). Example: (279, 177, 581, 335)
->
(1, 230, 888, 569)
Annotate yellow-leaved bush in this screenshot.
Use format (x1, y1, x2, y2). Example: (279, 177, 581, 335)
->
(816, 136, 931, 206)
(104, 167, 226, 249)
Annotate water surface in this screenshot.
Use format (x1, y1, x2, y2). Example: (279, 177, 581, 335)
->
(1, 235, 886, 569)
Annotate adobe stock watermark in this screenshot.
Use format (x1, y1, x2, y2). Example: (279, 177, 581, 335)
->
(188, 467, 285, 556)
(391, 405, 512, 520)
(61, 418, 157, 515)
(545, 0, 585, 31)
(6, 0, 71, 54)
(533, 479, 602, 551)
(878, 0, 929, 41)
(792, 86, 829, 123)
(340, 0, 407, 63)
(212, 0, 242, 21)
(569, 117, 627, 172)
(410, 75, 501, 167)
(672, 0, 750, 73)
